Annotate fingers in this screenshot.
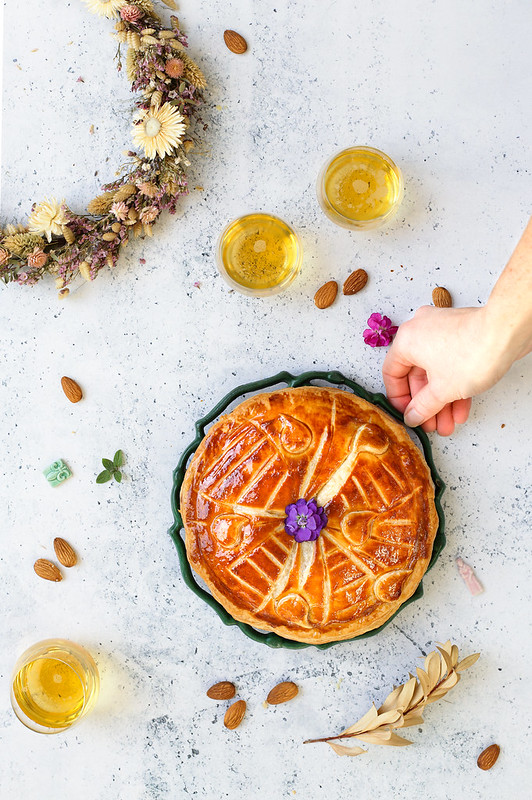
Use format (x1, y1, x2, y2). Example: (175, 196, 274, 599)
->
(403, 383, 444, 428)
(382, 348, 413, 412)
(452, 398, 472, 424)
(435, 403, 455, 436)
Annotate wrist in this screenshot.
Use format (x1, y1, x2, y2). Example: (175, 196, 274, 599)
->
(483, 296, 532, 364)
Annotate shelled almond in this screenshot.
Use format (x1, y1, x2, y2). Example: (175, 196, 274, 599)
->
(343, 269, 368, 295)
(206, 681, 236, 700)
(34, 559, 62, 582)
(266, 681, 299, 705)
(314, 280, 338, 309)
(477, 743, 500, 770)
(53, 538, 77, 568)
(224, 699, 246, 730)
(61, 376, 83, 403)
(223, 30, 247, 54)
(432, 286, 452, 308)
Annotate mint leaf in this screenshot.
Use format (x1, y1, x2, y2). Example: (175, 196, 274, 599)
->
(96, 470, 112, 484)
(102, 458, 115, 471)
(113, 450, 123, 468)
(114, 471, 122, 483)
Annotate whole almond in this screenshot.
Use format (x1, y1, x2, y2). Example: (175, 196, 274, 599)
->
(207, 681, 236, 700)
(432, 286, 452, 308)
(224, 699, 246, 730)
(34, 559, 62, 582)
(223, 30, 248, 54)
(266, 681, 299, 705)
(314, 280, 338, 309)
(53, 537, 77, 568)
(61, 376, 83, 403)
(343, 268, 368, 295)
(477, 743, 500, 770)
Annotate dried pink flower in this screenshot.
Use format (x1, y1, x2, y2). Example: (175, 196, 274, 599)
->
(363, 313, 398, 347)
(27, 247, 48, 268)
(140, 206, 160, 224)
(120, 4, 143, 23)
(0, 248, 10, 266)
(111, 201, 129, 221)
(165, 58, 185, 79)
(137, 182, 158, 198)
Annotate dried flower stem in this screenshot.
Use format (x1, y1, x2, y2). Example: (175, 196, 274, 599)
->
(303, 641, 480, 756)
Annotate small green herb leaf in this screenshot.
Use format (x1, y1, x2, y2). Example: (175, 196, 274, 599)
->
(113, 450, 123, 468)
(96, 470, 112, 484)
(102, 458, 115, 471)
(114, 471, 122, 483)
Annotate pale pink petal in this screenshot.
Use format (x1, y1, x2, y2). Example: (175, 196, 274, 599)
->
(456, 557, 484, 595)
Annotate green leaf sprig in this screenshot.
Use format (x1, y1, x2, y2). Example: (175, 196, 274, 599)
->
(96, 450, 124, 484)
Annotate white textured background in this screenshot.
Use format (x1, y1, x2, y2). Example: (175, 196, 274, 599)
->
(1, 1, 531, 798)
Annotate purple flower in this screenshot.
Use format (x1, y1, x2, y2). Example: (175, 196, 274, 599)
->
(363, 312, 399, 347)
(284, 498, 328, 543)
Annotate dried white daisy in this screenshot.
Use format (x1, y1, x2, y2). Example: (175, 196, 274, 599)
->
(84, 0, 126, 18)
(132, 103, 186, 160)
(28, 198, 68, 242)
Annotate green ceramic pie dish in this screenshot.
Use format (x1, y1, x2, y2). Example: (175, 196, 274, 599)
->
(168, 370, 446, 650)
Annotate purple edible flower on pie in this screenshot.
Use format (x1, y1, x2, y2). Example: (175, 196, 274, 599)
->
(363, 312, 399, 347)
(284, 498, 328, 543)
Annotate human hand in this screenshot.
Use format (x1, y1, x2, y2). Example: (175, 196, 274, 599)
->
(382, 305, 513, 435)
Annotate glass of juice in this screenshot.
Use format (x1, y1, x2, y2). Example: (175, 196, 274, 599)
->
(10, 639, 100, 734)
(317, 146, 403, 230)
(216, 212, 302, 296)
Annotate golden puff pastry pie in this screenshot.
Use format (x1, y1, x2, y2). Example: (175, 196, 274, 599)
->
(180, 387, 439, 644)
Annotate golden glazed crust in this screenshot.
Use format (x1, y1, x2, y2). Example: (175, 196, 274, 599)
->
(180, 387, 439, 644)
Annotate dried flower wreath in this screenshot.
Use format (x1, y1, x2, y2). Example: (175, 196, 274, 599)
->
(0, 0, 206, 297)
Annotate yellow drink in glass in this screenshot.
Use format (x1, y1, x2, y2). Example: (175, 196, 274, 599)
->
(11, 639, 100, 733)
(216, 213, 302, 296)
(317, 146, 403, 230)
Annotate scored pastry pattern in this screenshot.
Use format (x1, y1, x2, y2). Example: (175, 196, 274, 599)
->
(182, 389, 436, 639)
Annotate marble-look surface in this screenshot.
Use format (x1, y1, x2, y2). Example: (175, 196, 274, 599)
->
(1, 1, 531, 798)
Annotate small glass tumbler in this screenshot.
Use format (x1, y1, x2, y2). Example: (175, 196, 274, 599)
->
(317, 146, 403, 230)
(10, 639, 100, 734)
(216, 212, 302, 297)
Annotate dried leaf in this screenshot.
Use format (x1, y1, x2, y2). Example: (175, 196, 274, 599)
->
(396, 676, 418, 710)
(365, 708, 403, 731)
(384, 731, 413, 747)
(353, 728, 394, 745)
(437, 645, 454, 674)
(378, 684, 404, 714)
(456, 653, 480, 672)
(416, 667, 431, 698)
(450, 645, 459, 668)
(328, 741, 367, 757)
(342, 704, 378, 736)
(425, 650, 443, 690)
(408, 679, 426, 709)
(400, 712, 425, 728)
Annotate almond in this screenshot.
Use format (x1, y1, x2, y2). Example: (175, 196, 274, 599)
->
(206, 681, 236, 700)
(223, 699, 246, 730)
(61, 376, 83, 403)
(314, 280, 338, 309)
(432, 286, 452, 308)
(223, 30, 248, 54)
(266, 681, 299, 705)
(53, 537, 77, 568)
(477, 743, 500, 770)
(343, 268, 368, 295)
(34, 559, 62, 582)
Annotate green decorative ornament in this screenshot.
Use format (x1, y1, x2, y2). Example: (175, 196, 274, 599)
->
(43, 459, 72, 487)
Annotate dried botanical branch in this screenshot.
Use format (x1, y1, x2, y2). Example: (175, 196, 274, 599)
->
(303, 641, 479, 756)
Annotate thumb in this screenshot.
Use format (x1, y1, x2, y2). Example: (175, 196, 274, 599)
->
(403, 384, 444, 428)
